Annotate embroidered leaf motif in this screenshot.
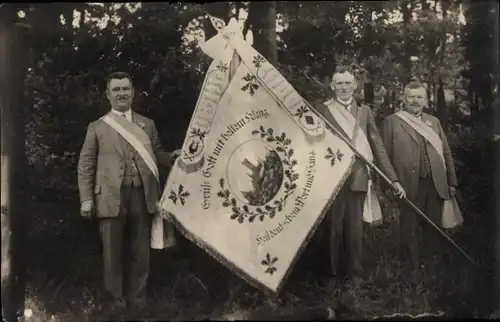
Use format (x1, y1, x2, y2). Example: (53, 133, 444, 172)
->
(294, 105, 309, 119)
(241, 73, 259, 96)
(336, 150, 344, 161)
(252, 55, 266, 69)
(169, 184, 190, 206)
(261, 252, 279, 275)
(191, 128, 207, 139)
(325, 147, 343, 166)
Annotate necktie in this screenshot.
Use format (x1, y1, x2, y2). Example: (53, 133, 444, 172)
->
(336, 99, 350, 110)
(121, 113, 127, 120)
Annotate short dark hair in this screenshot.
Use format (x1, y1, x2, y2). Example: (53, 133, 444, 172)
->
(404, 81, 426, 94)
(106, 71, 133, 88)
(332, 65, 357, 81)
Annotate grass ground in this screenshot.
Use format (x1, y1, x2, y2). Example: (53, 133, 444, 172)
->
(21, 180, 497, 322)
(15, 137, 498, 321)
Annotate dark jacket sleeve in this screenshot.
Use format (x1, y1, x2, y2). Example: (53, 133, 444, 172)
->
(381, 116, 394, 161)
(77, 122, 97, 204)
(151, 121, 173, 171)
(366, 108, 399, 183)
(437, 120, 458, 187)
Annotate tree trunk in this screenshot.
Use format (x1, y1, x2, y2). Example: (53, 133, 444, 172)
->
(492, 1, 500, 136)
(426, 82, 433, 112)
(494, 1, 500, 92)
(437, 79, 448, 130)
(1, 6, 27, 322)
(401, 0, 413, 85)
(364, 82, 374, 105)
(248, 1, 278, 65)
(391, 90, 398, 113)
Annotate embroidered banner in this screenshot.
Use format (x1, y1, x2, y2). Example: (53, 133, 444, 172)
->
(158, 17, 355, 293)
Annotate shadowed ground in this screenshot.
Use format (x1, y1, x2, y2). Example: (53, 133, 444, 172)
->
(21, 176, 497, 321)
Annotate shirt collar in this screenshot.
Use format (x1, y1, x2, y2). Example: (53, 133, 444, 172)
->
(336, 97, 353, 107)
(111, 108, 132, 120)
(405, 110, 423, 119)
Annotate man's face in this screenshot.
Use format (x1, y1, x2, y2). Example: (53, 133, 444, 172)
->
(404, 87, 426, 115)
(331, 71, 357, 102)
(107, 77, 134, 111)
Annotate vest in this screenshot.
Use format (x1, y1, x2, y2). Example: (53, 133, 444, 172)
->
(120, 135, 143, 187)
(418, 134, 432, 178)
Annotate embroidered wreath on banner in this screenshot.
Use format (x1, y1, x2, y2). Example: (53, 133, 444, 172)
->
(217, 126, 299, 224)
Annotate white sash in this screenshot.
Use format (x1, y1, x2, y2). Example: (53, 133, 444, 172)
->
(324, 99, 383, 226)
(102, 114, 160, 180)
(395, 111, 463, 229)
(396, 111, 444, 163)
(102, 113, 177, 249)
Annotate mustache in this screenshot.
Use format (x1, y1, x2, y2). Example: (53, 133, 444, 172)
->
(117, 95, 129, 100)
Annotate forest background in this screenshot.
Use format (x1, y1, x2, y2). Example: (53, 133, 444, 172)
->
(1, 1, 499, 321)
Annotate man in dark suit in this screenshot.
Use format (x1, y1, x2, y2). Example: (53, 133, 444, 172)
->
(381, 81, 458, 276)
(77, 71, 179, 310)
(313, 66, 406, 284)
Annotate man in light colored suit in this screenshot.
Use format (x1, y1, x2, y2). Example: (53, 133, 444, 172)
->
(77, 71, 179, 310)
(313, 66, 406, 283)
(382, 81, 458, 276)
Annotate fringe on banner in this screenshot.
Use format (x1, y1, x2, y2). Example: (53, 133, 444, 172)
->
(159, 15, 357, 294)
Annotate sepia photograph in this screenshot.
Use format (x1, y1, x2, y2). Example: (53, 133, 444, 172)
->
(1, 1, 499, 321)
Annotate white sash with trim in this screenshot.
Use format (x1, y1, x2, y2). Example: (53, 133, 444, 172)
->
(102, 112, 177, 249)
(324, 99, 383, 226)
(396, 111, 463, 229)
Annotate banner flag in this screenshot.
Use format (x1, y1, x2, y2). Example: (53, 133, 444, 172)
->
(158, 17, 355, 293)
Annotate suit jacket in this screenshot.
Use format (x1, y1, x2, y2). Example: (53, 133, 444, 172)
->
(381, 112, 457, 200)
(77, 111, 172, 218)
(314, 100, 399, 192)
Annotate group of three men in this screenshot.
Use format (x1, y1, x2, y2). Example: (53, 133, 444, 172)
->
(77, 67, 458, 310)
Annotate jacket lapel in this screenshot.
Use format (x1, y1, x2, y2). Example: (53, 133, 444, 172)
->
(314, 100, 350, 140)
(350, 99, 359, 120)
(132, 111, 149, 134)
(104, 112, 125, 160)
(396, 115, 422, 146)
(421, 113, 439, 135)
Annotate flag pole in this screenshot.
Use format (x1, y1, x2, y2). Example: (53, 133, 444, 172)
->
(307, 103, 479, 268)
(203, 12, 479, 268)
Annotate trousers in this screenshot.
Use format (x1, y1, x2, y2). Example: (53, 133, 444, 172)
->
(399, 177, 443, 268)
(328, 184, 366, 278)
(99, 185, 150, 303)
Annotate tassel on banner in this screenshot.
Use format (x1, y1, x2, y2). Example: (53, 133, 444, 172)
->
(151, 206, 177, 250)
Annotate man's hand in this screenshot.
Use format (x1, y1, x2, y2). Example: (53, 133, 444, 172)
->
(171, 149, 181, 159)
(80, 200, 94, 219)
(449, 186, 457, 197)
(164, 211, 173, 221)
(392, 181, 406, 199)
